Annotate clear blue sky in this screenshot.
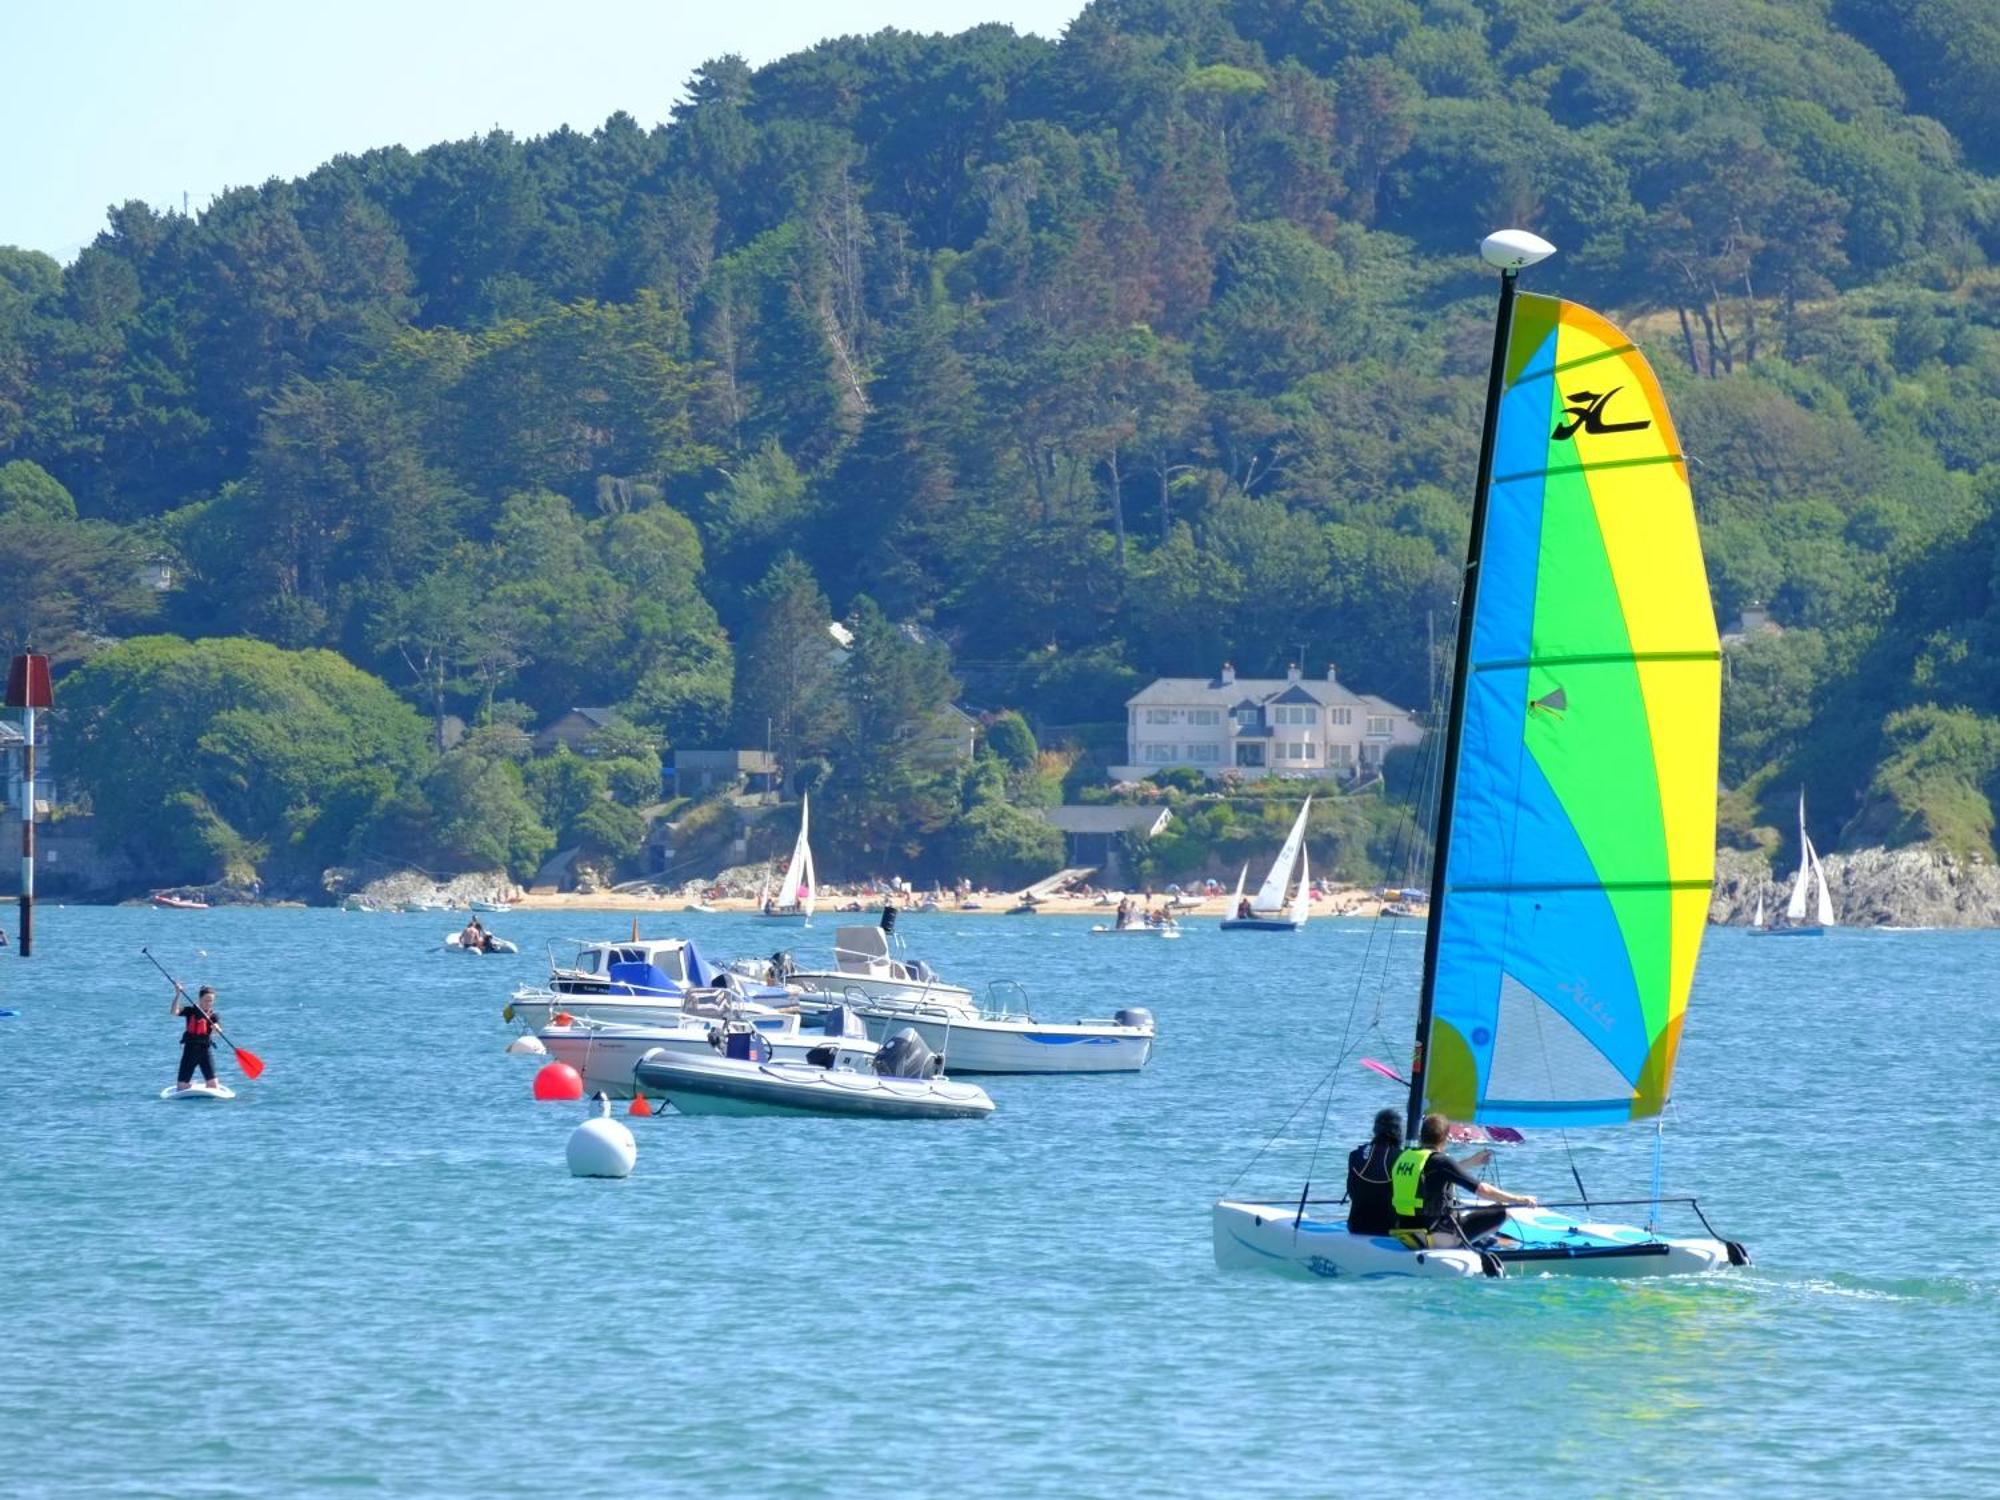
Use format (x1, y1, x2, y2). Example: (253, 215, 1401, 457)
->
(0, 0, 1088, 263)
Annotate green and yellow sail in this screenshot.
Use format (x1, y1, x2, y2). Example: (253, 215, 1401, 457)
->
(1424, 294, 1719, 1127)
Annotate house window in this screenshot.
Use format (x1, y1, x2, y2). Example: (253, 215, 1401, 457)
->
(1274, 706, 1320, 727)
(1329, 743, 1355, 766)
(1234, 708, 1259, 729)
(1146, 709, 1174, 725)
(1330, 707, 1353, 726)
(1188, 743, 1221, 763)
(1276, 742, 1320, 763)
(1143, 743, 1178, 762)
(1235, 743, 1265, 767)
(1367, 715, 1394, 737)
(1190, 709, 1220, 726)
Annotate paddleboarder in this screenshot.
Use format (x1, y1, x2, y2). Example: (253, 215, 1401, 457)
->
(172, 984, 222, 1091)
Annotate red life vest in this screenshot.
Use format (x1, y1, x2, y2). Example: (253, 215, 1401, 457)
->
(182, 1006, 214, 1039)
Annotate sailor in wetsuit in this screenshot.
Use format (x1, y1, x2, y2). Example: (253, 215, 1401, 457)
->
(1391, 1112, 1538, 1246)
(172, 984, 221, 1090)
(1345, 1108, 1404, 1235)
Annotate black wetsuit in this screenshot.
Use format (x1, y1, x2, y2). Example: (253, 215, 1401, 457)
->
(176, 1003, 219, 1085)
(1345, 1141, 1399, 1235)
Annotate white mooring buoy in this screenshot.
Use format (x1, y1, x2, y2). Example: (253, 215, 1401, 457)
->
(505, 1033, 546, 1056)
(566, 1092, 636, 1179)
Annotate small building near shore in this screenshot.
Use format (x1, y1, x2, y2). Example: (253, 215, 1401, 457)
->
(1036, 804, 1173, 882)
(532, 707, 621, 756)
(672, 748, 780, 797)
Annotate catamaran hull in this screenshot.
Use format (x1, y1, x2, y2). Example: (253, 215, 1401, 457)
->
(1219, 917, 1303, 932)
(1212, 1201, 1737, 1280)
(1747, 926, 1824, 938)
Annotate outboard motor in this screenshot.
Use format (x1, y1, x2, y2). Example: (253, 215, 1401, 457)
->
(723, 1028, 773, 1063)
(1114, 1007, 1155, 1031)
(880, 902, 899, 935)
(873, 1027, 940, 1079)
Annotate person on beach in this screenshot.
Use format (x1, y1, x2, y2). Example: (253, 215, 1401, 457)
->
(1391, 1113, 1537, 1246)
(172, 984, 222, 1090)
(1345, 1108, 1404, 1235)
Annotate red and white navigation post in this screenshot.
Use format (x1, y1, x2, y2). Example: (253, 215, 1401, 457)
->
(5, 650, 52, 957)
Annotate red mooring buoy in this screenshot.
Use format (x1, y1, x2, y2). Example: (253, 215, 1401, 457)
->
(628, 1092, 654, 1117)
(532, 1061, 584, 1100)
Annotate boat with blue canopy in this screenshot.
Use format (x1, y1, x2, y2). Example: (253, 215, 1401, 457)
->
(1214, 230, 1748, 1280)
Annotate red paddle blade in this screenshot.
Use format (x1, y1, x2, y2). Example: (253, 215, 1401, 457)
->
(232, 1045, 266, 1080)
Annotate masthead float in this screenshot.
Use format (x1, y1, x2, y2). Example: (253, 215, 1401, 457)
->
(1212, 229, 1747, 1278)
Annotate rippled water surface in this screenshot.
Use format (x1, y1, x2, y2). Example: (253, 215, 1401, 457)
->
(2, 907, 1994, 1497)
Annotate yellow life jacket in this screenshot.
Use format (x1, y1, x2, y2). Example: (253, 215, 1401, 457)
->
(1390, 1147, 1432, 1219)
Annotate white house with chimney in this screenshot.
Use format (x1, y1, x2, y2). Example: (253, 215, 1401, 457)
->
(1111, 662, 1422, 783)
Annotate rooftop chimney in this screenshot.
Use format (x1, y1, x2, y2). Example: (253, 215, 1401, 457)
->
(1220, 661, 1236, 686)
(1325, 663, 1338, 683)
(1286, 662, 1301, 683)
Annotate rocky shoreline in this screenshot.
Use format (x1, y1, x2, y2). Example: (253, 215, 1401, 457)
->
(1711, 846, 2000, 928)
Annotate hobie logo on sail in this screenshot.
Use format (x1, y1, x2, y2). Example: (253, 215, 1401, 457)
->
(1552, 386, 1651, 441)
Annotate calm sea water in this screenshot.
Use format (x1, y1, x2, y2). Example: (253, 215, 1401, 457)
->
(1, 906, 1993, 1497)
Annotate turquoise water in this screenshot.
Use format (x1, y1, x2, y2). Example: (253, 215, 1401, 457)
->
(1, 907, 1993, 1497)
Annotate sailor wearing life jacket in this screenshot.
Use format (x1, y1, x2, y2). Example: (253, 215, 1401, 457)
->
(1390, 1113, 1538, 1246)
(173, 984, 222, 1090)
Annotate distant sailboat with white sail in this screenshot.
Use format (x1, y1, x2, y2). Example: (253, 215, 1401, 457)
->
(1221, 797, 1311, 931)
(1750, 789, 1834, 937)
(759, 793, 817, 923)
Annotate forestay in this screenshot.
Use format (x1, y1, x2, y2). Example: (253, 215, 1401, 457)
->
(1423, 294, 1720, 1128)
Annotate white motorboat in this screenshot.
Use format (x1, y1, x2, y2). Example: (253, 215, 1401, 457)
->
(757, 794, 817, 922)
(506, 935, 795, 1029)
(470, 899, 513, 913)
(1212, 231, 1745, 1281)
(540, 1005, 875, 1098)
(1220, 800, 1312, 932)
(445, 930, 519, 955)
(633, 1027, 994, 1120)
(840, 985, 1154, 1074)
(786, 921, 975, 1010)
(1089, 917, 1180, 938)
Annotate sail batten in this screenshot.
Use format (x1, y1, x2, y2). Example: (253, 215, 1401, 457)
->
(1423, 291, 1718, 1130)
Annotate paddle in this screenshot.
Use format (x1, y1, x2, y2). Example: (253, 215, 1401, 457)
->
(142, 947, 265, 1081)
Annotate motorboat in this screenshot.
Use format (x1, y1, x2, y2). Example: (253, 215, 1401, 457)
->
(633, 1026, 994, 1119)
(445, 930, 519, 955)
(785, 921, 975, 1011)
(151, 892, 209, 911)
(830, 982, 1154, 1074)
(1089, 916, 1180, 938)
(539, 1004, 874, 1097)
(506, 936, 795, 1029)
(470, 899, 513, 913)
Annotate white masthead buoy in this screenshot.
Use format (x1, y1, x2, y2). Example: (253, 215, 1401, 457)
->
(505, 1034, 546, 1056)
(567, 1092, 637, 1179)
(1479, 229, 1556, 270)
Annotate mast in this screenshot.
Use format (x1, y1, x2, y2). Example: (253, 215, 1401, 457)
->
(1405, 231, 1554, 1141)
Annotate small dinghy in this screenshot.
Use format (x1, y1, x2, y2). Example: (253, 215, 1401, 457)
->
(160, 1082, 235, 1101)
(633, 1027, 994, 1120)
(444, 931, 519, 955)
(1089, 919, 1180, 938)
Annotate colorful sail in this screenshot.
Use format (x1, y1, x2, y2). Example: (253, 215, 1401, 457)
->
(1423, 293, 1720, 1127)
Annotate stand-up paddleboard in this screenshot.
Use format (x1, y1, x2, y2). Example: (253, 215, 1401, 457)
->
(160, 1082, 235, 1101)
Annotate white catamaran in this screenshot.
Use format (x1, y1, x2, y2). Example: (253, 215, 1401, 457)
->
(1214, 230, 1747, 1280)
(758, 793, 818, 923)
(1220, 798, 1313, 931)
